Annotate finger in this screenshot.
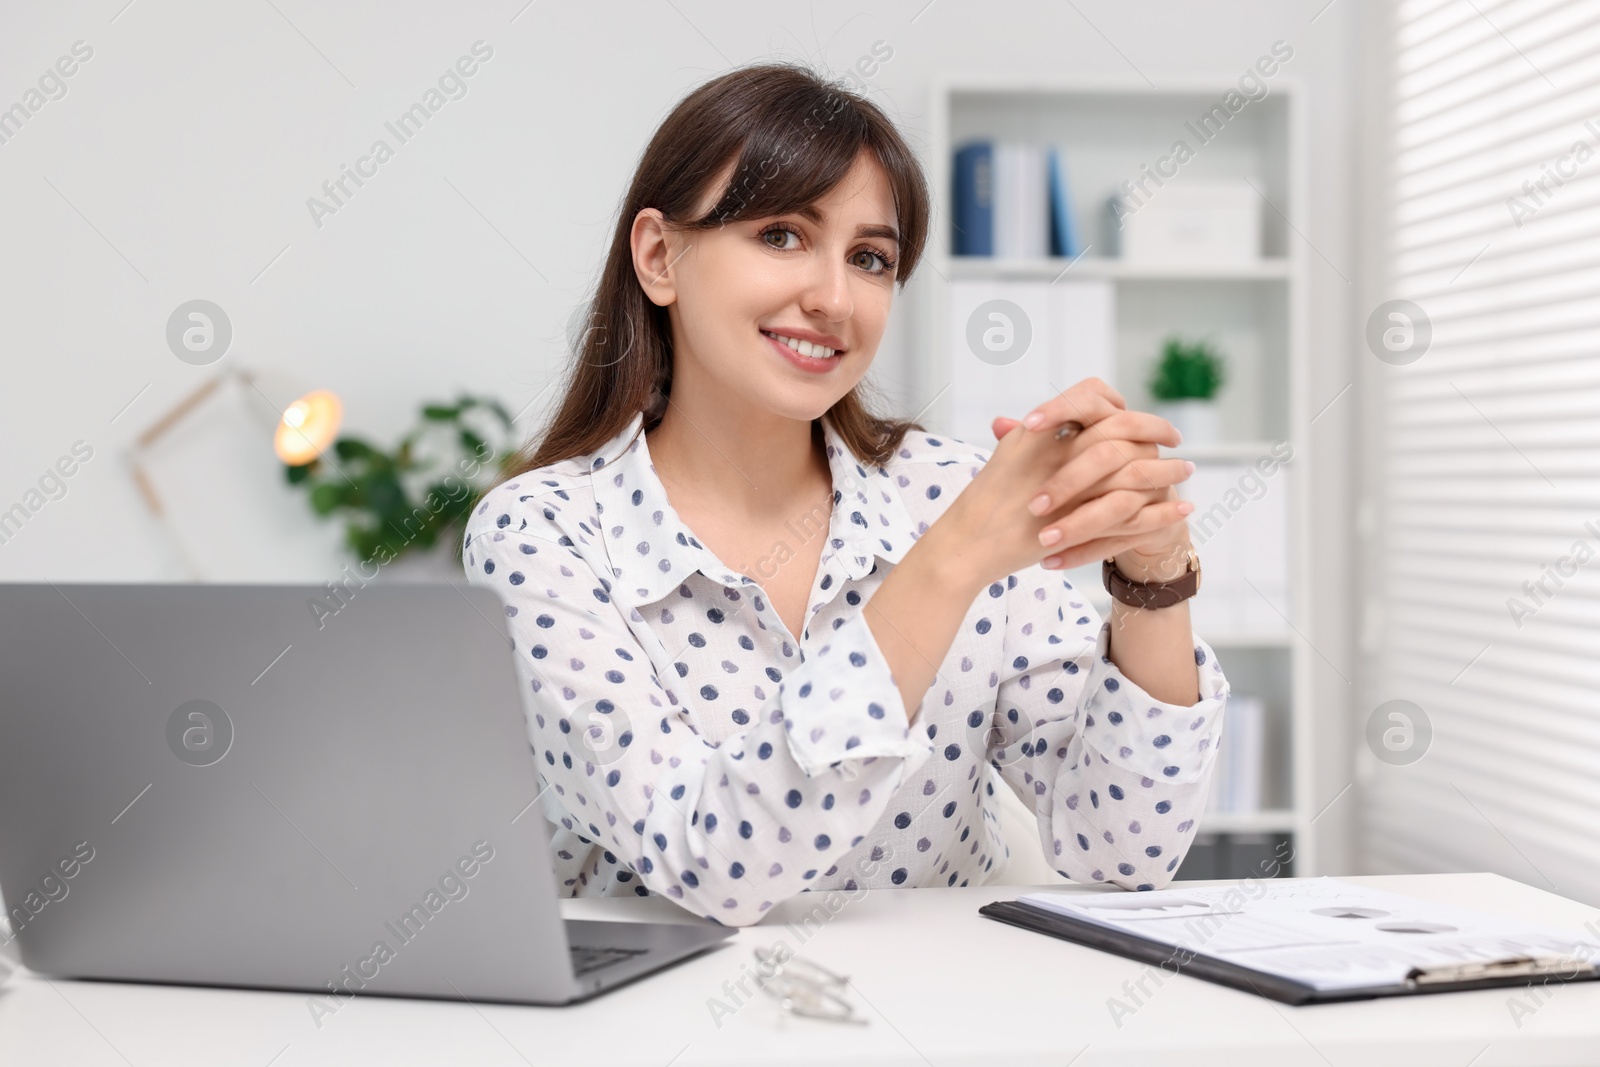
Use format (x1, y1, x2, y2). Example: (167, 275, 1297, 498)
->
(991, 415, 1023, 441)
(1026, 439, 1130, 515)
(1104, 499, 1196, 546)
(1037, 489, 1149, 550)
(1020, 377, 1125, 434)
(1079, 458, 1193, 501)
(1028, 442, 1174, 516)
(1076, 409, 1181, 450)
(1043, 503, 1194, 570)
(1043, 531, 1174, 572)
(1039, 493, 1193, 555)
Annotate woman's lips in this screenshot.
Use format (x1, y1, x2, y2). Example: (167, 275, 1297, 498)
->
(762, 330, 843, 374)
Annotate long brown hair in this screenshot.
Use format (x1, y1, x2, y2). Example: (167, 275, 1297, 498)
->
(485, 61, 931, 501)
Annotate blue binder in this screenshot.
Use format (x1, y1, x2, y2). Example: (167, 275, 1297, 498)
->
(1047, 146, 1080, 258)
(952, 142, 993, 256)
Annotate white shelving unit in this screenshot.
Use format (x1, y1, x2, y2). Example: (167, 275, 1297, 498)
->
(918, 78, 1314, 873)
(947, 257, 1295, 282)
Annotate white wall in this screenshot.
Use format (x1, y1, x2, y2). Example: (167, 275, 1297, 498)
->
(1, 0, 1360, 869)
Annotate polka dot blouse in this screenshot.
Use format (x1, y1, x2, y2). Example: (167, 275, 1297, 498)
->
(462, 409, 1230, 927)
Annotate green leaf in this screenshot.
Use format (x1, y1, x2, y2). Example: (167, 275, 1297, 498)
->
(334, 437, 376, 462)
(310, 483, 346, 516)
(349, 524, 387, 562)
(286, 393, 521, 567)
(365, 470, 406, 518)
(1148, 337, 1225, 401)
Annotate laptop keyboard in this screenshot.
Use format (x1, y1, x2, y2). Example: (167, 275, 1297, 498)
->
(570, 944, 648, 976)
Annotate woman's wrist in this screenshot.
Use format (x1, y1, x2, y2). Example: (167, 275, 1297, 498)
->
(907, 515, 993, 598)
(1113, 539, 1195, 584)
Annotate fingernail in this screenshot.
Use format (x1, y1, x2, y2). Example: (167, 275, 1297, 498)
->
(1023, 412, 1044, 430)
(1178, 500, 1195, 515)
(1028, 493, 1051, 515)
(1041, 555, 1062, 569)
(1039, 528, 1063, 547)
(1183, 460, 1196, 474)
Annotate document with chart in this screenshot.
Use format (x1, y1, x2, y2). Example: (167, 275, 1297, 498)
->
(1008, 876, 1600, 995)
(979, 876, 1600, 1004)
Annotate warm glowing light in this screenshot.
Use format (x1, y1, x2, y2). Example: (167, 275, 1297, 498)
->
(274, 390, 342, 465)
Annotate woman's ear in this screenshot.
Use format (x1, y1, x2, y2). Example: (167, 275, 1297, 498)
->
(631, 208, 687, 308)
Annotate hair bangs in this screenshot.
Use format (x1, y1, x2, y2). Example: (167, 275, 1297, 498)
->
(696, 102, 869, 228)
(685, 81, 925, 280)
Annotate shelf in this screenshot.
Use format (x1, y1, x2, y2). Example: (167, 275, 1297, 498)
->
(941, 76, 1303, 100)
(944, 256, 1293, 282)
(1201, 809, 1297, 834)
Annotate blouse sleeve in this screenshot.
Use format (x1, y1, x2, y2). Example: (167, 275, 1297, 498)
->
(984, 567, 1230, 891)
(462, 517, 937, 927)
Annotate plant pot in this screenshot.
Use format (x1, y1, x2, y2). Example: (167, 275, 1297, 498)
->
(1155, 399, 1220, 447)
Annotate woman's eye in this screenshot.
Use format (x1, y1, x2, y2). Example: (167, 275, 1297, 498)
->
(844, 249, 896, 275)
(763, 227, 800, 250)
(852, 249, 891, 273)
(761, 226, 893, 274)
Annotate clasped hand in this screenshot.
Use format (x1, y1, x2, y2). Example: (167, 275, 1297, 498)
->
(943, 377, 1196, 588)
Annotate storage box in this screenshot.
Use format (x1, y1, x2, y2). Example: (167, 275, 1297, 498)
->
(1110, 179, 1262, 265)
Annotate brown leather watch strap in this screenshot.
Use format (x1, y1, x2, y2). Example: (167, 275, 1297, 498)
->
(1102, 553, 1200, 609)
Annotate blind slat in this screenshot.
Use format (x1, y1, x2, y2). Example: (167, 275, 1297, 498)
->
(1370, 0, 1600, 906)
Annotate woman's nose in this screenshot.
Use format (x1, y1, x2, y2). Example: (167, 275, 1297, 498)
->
(801, 252, 853, 323)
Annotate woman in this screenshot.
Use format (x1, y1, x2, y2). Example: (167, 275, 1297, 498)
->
(463, 63, 1229, 927)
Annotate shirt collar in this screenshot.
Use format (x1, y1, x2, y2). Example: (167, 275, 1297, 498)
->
(591, 410, 920, 610)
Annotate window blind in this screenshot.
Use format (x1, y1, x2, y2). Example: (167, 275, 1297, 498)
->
(1365, 0, 1600, 905)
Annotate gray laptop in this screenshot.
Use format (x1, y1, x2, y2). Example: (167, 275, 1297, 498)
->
(0, 581, 734, 1005)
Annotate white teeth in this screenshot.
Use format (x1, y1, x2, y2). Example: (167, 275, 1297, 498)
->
(765, 331, 838, 358)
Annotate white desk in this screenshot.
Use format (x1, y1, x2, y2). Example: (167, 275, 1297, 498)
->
(3, 873, 1597, 1066)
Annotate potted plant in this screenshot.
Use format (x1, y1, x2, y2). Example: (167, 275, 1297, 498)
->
(1147, 336, 1226, 445)
(285, 394, 514, 581)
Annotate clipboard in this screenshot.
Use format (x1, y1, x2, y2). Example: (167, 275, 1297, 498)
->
(978, 896, 1600, 1006)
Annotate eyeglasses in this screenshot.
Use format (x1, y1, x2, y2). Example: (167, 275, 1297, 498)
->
(751, 945, 867, 1025)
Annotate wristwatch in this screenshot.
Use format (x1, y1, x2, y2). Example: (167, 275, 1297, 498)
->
(1102, 547, 1201, 609)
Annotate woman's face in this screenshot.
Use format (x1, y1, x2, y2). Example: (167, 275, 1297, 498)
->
(633, 150, 901, 423)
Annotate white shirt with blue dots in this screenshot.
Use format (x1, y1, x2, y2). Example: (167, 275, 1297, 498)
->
(463, 409, 1231, 927)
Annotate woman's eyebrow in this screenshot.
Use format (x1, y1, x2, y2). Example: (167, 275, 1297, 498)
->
(792, 204, 900, 244)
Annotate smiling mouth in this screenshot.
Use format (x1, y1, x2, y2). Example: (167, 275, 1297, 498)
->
(761, 329, 843, 359)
